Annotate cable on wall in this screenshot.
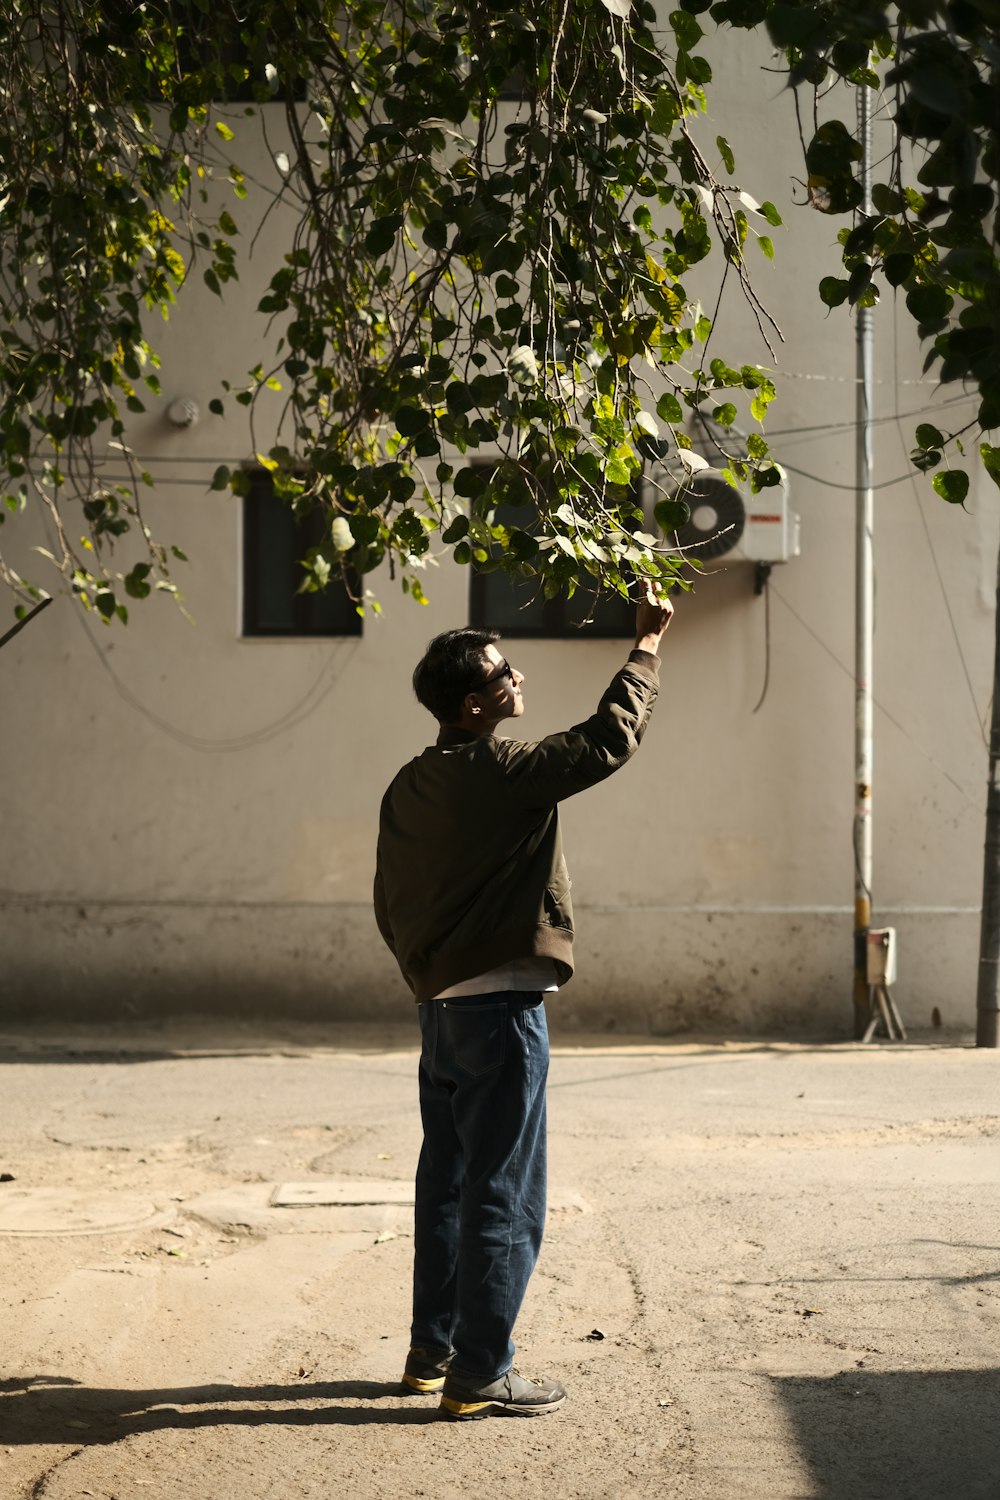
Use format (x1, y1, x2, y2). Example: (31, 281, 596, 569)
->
(891, 300, 990, 750)
(769, 581, 979, 808)
(751, 562, 772, 714)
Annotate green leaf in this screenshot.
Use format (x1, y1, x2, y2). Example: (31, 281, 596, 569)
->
(442, 515, 470, 543)
(215, 121, 235, 142)
(422, 219, 448, 251)
(932, 469, 968, 505)
(981, 446, 1000, 489)
(884, 253, 914, 288)
(124, 563, 152, 599)
(670, 9, 704, 48)
(394, 405, 429, 437)
(604, 455, 632, 485)
(365, 214, 403, 256)
(454, 467, 486, 499)
(915, 423, 944, 450)
(906, 284, 953, 324)
(716, 135, 735, 174)
(871, 183, 904, 215)
(210, 465, 231, 491)
(756, 235, 774, 259)
(445, 382, 475, 414)
(656, 393, 684, 423)
(759, 201, 782, 227)
(654, 496, 691, 532)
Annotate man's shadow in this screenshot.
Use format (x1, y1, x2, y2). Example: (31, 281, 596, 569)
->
(1, 1374, 441, 1441)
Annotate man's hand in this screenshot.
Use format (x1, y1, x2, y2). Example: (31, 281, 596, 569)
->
(634, 580, 674, 655)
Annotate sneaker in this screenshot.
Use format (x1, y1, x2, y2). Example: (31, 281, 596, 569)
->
(439, 1367, 567, 1420)
(401, 1344, 452, 1393)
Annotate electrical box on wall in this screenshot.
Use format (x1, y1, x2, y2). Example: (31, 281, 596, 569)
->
(866, 927, 898, 986)
(740, 485, 802, 565)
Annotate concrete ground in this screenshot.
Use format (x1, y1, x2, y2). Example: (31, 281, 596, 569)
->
(1, 1020, 998, 1500)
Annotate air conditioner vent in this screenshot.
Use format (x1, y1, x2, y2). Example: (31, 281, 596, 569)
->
(669, 474, 746, 562)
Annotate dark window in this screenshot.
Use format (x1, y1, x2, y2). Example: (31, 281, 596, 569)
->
(468, 499, 636, 639)
(242, 471, 361, 638)
(126, 6, 307, 105)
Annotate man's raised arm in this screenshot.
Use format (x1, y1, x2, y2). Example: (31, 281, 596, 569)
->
(493, 587, 674, 808)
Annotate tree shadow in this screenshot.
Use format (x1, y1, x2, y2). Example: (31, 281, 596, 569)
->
(1, 1375, 442, 1441)
(773, 1367, 1000, 1500)
(0, 1022, 966, 1069)
(730, 1239, 1000, 1292)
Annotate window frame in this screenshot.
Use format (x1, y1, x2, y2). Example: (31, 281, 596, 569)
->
(466, 468, 640, 640)
(241, 468, 362, 640)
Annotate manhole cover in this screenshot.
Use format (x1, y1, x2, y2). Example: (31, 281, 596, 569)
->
(0, 1187, 170, 1237)
(271, 1179, 414, 1207)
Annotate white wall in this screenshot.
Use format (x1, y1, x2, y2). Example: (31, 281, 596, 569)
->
(0, 28, 993, 1034)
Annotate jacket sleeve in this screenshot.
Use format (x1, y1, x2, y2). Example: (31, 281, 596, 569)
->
(373, 846, 397, 956)
(493, 650, 660, 809)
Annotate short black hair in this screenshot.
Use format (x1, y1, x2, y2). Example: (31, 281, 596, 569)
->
(413, 627, 500, 723)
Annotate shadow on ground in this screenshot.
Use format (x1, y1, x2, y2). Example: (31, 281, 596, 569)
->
(0, 1376, 441, 1439)
(774, 1368, 1000, 1500)
(2, 1021, 950, 1067)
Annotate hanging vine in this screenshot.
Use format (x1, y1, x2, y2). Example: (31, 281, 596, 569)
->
(0, 0, 784, 622)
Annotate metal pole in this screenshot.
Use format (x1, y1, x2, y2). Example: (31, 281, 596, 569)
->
(852, 86, 875, 1039)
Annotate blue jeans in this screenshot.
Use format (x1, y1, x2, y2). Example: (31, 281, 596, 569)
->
(411, 992, 549, 1380)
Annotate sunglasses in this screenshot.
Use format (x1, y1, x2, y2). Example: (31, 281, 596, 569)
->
(480, 657, 514, 688)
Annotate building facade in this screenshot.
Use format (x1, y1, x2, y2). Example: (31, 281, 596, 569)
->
(0, 29, 992, 1034)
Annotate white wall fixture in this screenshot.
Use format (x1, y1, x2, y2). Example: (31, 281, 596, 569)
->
(649, 414, 802, 571)
(167, 396, 200, 428)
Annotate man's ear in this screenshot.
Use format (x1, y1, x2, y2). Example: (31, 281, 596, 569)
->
(463, 691, 483, 718)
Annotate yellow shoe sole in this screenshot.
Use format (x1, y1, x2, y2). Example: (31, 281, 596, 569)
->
(402, 1373, 447, 1393)
(439, 1395, 493, 1419)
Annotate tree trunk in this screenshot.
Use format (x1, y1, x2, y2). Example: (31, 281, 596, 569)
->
(975, 536, 1000, 1047)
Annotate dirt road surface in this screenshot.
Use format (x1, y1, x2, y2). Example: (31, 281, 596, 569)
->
(2, 1023, 998, 1500)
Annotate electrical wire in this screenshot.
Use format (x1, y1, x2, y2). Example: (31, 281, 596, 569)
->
(891, 301, 990, 751)
(751, 565, 771, 714)
(51, 553, 358, 754)
(75, 608, 354, 752)
(777, 368, 941, 385)
(31, 466, 361, 755)
(762, 390, 973, 444)
(778, 459, 939, 493)
(107, 391, 973, 465)
(768, 581, 979, 808)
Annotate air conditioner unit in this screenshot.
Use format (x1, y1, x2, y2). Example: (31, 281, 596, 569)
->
(670, 468, 800, 567)
(648, 415, 801, 570)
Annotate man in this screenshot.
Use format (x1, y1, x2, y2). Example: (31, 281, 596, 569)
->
(374, 587, 673, 1420)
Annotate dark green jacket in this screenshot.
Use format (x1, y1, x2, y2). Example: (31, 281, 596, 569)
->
(374, 649, 660, 1003)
